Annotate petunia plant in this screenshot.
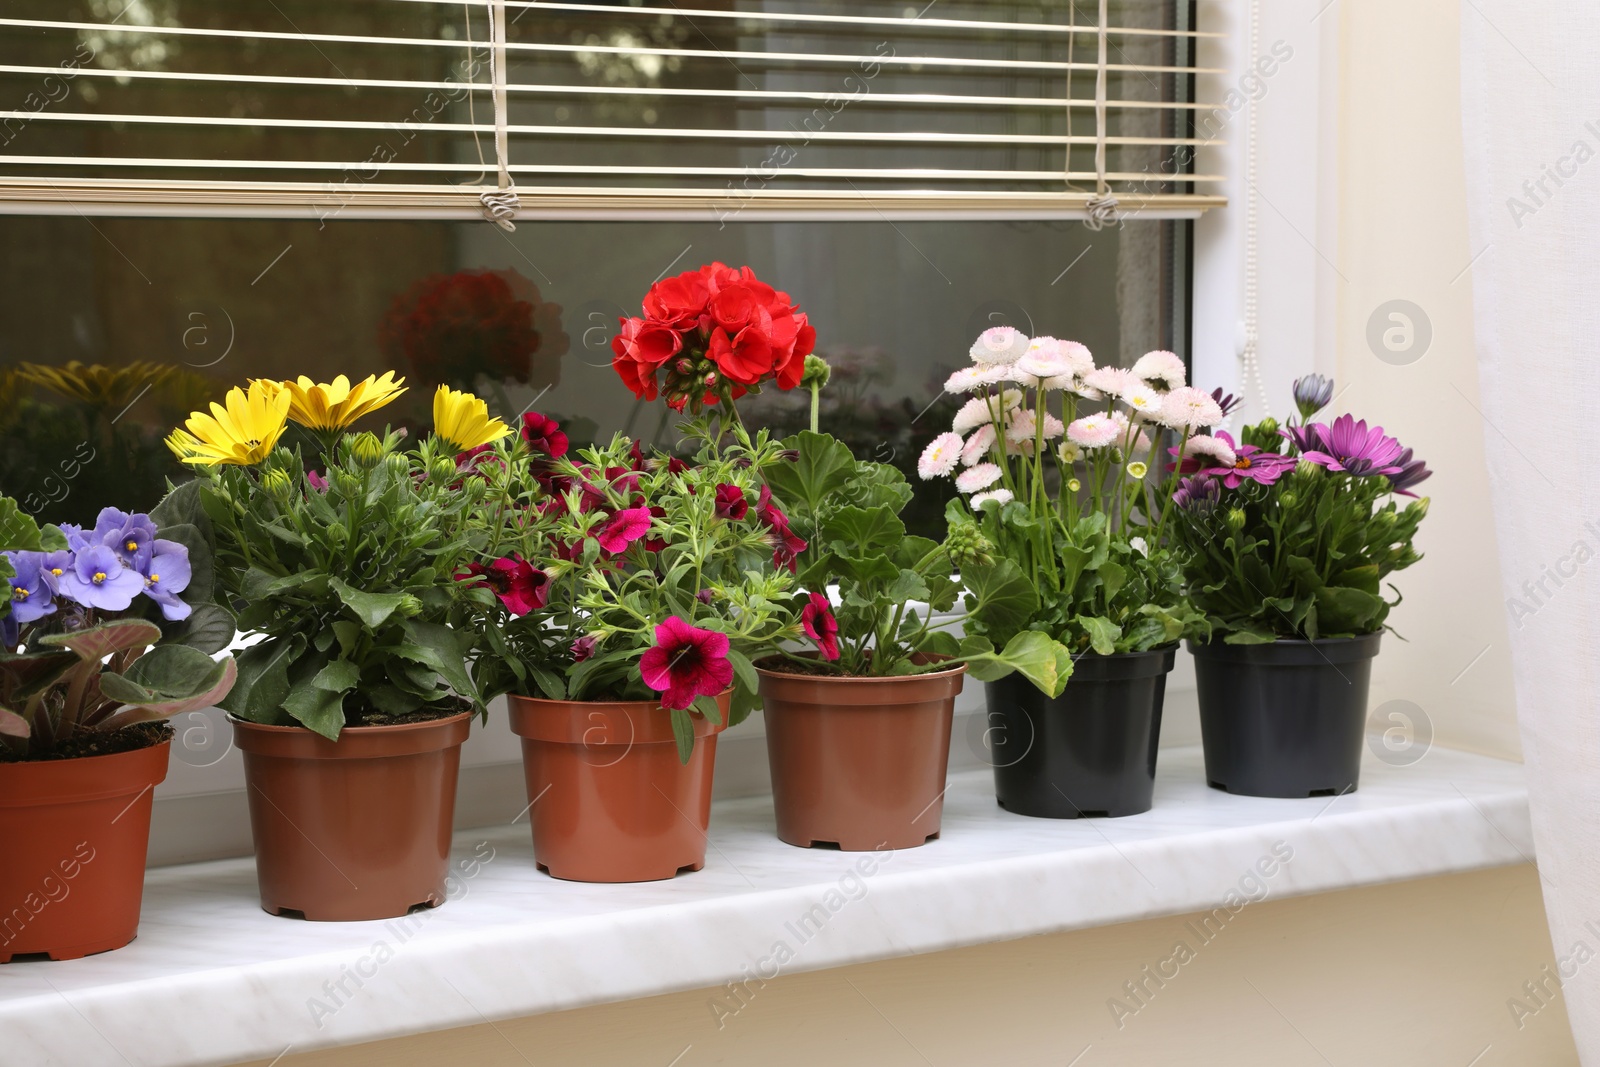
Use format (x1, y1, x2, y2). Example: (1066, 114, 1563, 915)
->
(162, 374, 503, 739)
(922, 328, 1214, 660)
(0, 497, 238, 759)
(459, 414, 800, 761)
(1169, 375, 1431, 642)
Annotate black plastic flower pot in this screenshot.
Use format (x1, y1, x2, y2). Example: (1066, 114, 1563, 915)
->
(985, 646, 1176, 819)
(1189, 632, 1382, 799)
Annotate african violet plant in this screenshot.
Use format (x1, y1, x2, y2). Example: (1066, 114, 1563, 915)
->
(923, 328, 1214, 660)
(0, 497, 237, 759)
(163, 374, 503, 739)
(1169, 375, 1431, 643)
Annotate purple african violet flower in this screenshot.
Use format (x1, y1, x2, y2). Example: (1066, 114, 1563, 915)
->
(139, 539, 193, 621)
(1, 611, 17, 649)
(1386, 448, 1432, 497)
(4, 551, 58, 624)
(58, 544, 143, 611)
(1287, 415, 1406, 478)
(1173, 475, 1222, 515)
(57, 523, 90, 552)
(92, 508, 159, 569)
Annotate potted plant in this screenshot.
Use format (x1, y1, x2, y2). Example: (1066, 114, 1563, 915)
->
(163, 374, 499, 920)
(462, 423, 798, 882)
(924, 330, 1213, 819)
(1170, 375, 1430, 797)
(0, 498, 236, 960)
(755, 357, 1074, 851)
(457, 262, 820, 881)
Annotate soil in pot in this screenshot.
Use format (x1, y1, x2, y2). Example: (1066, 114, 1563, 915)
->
(756, 660, 965, 851)
(507, 692, 728, 883)
(0, 723, 172, 962)
(986, 646, 1174, 819)
(1190, 633, 1381, 798)
(232, 711, 471, 921)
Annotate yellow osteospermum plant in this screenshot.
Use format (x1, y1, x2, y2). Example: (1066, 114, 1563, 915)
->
(18, 360, 176, 409)
(166, 380, 291, 466)
(432, 385, 510, 452)
(279, 371, 407, 432)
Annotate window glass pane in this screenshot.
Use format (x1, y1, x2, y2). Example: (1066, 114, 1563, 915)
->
(0, 214, 1185, 538)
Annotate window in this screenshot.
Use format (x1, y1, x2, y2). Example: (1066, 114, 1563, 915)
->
(0, 1, 1205, 536)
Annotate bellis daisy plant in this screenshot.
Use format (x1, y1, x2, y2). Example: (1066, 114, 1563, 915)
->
(162, 371, 503, 740)
(0, 496, 237, 761)
(1171, 376, 1431, 642)
(924, 328, 1213, 660)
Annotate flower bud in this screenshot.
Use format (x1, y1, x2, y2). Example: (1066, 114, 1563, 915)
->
(332, 470, 362, 497)
(1406, 497, 1430, 520)
(1226, 508, 1247, 531)
(261, 468, 293, 500)
(1279, 492, 1298, 508)
(428, 456, 458, 485)
(800, 354, 832, 389)
(1370, 509, 1398, 537)
(676, 358, 694, 375)
(1126, 461, 1148, 480)
(1067, 477, 1082, 492)
(349, 432, 384, 470)
(704, 371, 719, 387)
(1295, 460, 1322, 479)
(383, 453, 411, 478)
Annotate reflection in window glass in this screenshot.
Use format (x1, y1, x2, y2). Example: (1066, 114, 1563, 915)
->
(0, 215, 1186, 537)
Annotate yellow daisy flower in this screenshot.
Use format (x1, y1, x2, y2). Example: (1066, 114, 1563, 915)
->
(279, 372, 407, 432)
(432, 385, 510, 452)
(167, 380, 291, 466)
(18, 360, 175, 409)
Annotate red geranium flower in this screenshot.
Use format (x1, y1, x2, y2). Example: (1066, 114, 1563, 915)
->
(380, 268, 566, 391)
(611, 316, 683, 401)
(595, 506, 653, 554)
(714, 483, 748, 520)
(456, 556, 549, 616)
(638, 616, 734, 710)
(642, 272, 710, 327)
(520, 412, 568, 459)
(801, 592, 840, 661)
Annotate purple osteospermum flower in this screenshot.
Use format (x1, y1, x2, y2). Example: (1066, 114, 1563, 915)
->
(4, 551, 58, 624)
(1386, 447, 1432, 497)
(59, 544, 143, 612)
(1173, 475, 1222, 515)
(139, 539, 193, 621)
(1176, 430, 1297, 488)
(1291, 374, 1335, 420)
(1287, 415, 1406, 478)
(1210, 387, 1243, 421)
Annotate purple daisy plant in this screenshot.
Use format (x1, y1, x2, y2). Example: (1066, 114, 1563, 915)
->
(1284, 415, 1407, 478)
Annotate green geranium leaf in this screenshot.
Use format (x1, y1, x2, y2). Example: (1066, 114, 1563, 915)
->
(962, 557, 1038, 640)
(764, 431, 857, 515)
(1074, 614, 1122, 657)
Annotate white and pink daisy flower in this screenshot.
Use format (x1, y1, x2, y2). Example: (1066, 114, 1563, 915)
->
(961, 424, 997, 466)
(1083, 366, 1135, 399)
(1156, 386, 1225, 430)
(944, 364, 1010, 395)
(1121, 383, 1165, 420)
(1067, 413, 1121, 449)
(970, 326, 1030, 366)
(1182, 433, 1238, 468)
(917, 432, 964, 480)
(951, 395, 1002, 434)
(970, 488, 1014, 509)
(1132, 350, 1186, 391)
(955, 463, 1003, 494)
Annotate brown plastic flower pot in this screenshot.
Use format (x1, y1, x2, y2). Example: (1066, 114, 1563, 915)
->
(506, 692, 728, 883)
(0, 739, 170, 962)
(756, 661, 966, 851)
(232, 713, 471, 922)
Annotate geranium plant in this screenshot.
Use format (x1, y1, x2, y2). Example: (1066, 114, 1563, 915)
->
(1170, 375, 1431, 642)
(923, 328, 1215, 658)
(162, 375, 503, 739)
(461, 417, 799, 760)
(0, 496, 237, 759)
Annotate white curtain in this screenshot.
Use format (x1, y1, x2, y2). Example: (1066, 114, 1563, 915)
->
(1461, 4, 1600, 1059)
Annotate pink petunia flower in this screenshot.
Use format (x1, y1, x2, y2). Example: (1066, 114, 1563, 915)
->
(800, 591, 840, 661)
(638, 616, 734, 710)
(595, 506, 653, 553)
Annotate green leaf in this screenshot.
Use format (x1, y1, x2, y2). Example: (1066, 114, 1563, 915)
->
(0, 706, 28, 737)
(161, 602, 236, 656)
(0, 649, 80, 700)
(1098, 560, 1126, 602)
(98, 644, 235, 706)
(762, 431, 857, 516)
(219, 637, 303, 724)
(0, 497, 43, 552)
(1222, 628, 1279, 645)
(885, 568, 930, 605)
(691, 692, 723, 726)
(995, 631, 1074, 697)
(98, 657, 238, 726)
(842, 461, 914, 513)
(961, 558, 1039, 640)
(670, 705, 694, 764)
(821, 505, 906, 557)
(330, 576, 409, 631)
(40, 620, 163, 662)
(311, 658, 361, 694)
(398, 620, 481, 704)
(283, 684, 346, 740)
(1074, 614, 1122, 657)
(724, 647, 760, 697)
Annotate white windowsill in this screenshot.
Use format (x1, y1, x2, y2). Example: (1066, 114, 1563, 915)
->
(2, 744, 1529, 1067)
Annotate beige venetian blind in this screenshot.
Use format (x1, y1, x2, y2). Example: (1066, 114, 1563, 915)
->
(0, 0, 1225, 221)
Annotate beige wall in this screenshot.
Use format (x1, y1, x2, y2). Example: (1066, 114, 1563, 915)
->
(242, 866, 1574, 1067)
(1336, 0, 1520, 759)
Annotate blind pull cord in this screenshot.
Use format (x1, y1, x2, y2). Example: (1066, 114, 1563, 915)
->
(1083, 0, 1119, 231)
(479, 0, 520, 231)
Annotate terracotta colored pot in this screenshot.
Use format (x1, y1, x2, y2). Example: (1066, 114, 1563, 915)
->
(0, 739, 170, 962)
(506, 693, 728, 883)
(232, 713, 471, 921)
(756, 662, 966, 851)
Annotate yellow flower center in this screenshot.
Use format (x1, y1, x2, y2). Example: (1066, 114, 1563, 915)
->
(149, 574, 160, 583)
(13, 587, 27, 601)
(50, 567, 63, 576)
(92, 571, 107, 584)
(126, 539, 138, 552)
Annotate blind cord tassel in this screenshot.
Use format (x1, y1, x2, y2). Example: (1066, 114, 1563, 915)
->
(1083, 194, 1120, 231)
(1082, 0, 1118, 232)
(480, 0, 518, 231)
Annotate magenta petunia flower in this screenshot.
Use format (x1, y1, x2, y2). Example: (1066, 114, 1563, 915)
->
(638, 616, 734, 710)
(571, 635, 598, 663)
(306, 469, 330, 493)
(800, 592, 839, 661)
(755, 486, 807, 572)
(456, 555, 550, 616)
(713, 483, 748, 521)
(1173, 430, 1296, 488)
(519, 411, 569, 459)
(595, 506, 653, 554)
(1284, 415, 1406, 478)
